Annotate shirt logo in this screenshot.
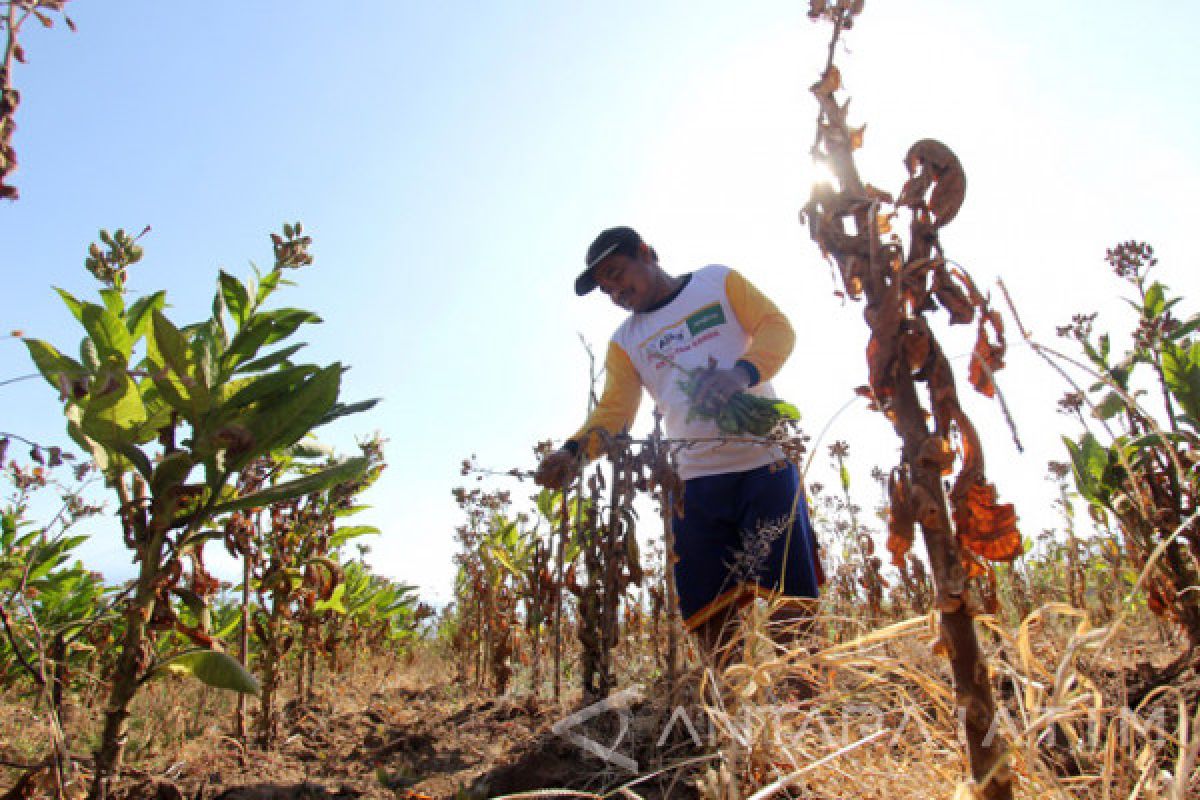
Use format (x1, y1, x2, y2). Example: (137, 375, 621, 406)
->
(685, 303, 726, 336)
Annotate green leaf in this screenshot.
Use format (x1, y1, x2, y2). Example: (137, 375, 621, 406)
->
(1168, 312, 1200, 342)
(314, 584, 347, 614)
(155, 649, 260, 695)
(81, 302, 133, 364)
(152, 452, 195, 495)
(235, 343, 307, 374)
(227, 364, 342, 465)
(219, 271, 252, 328)
(329, 525, 381, 549)
(126, 291, 166, 342)
(210, 456, 368, 515)
(115, 443, 154, 481)
(148, 311, 209, 417)
(1063, 434, 1111, 507)
(222, 365, 318, 412)
(256, 269, 283, 304)
(1090, 391, 1126, 421)
(1144, 282, 1166, 319)
(1163, 341, 1200, 426)
(224, 309, 321, 370)
(771, 400, 801, 420)
(80, 363, 150, 449)
(315, 397, 380, 428)
(54, 288, 85, 325)
(24, 339, 86, 394)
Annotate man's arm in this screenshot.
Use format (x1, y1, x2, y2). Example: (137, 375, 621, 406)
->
(725, 268, 796, 385)
(535, 340, 642, 488)
(688, 269, 796, 413)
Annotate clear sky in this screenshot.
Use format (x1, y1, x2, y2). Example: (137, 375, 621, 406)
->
(3, 1, 1198, 605)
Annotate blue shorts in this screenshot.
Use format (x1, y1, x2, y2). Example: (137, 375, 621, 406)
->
(672, 461, 821, 631)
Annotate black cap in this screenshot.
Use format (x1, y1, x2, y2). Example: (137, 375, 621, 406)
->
(575, 226, 644, 296)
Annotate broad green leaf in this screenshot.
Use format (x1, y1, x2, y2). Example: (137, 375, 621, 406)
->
(24, 339, 86, 393)
(222, 365, 319, 412)
(81, 302, 133, 364)
(224, 309, 320, 370)
(210, 456, 368, 515)
(99, 288, 125, 318)
(228, 364, 342, 465)
(219, 271, 251, 328)
(156, 649, 260, 695)
(1163, 341, 1200, 426)
(223, 316, 274, 369)
(54, 287, 85, 325)
(81, 364, 150, 449)
(126, 291, 166, 341)
(1063, 434, 1111, 507)
(66, 405, 111, 478)
(148, 311, 209, 418)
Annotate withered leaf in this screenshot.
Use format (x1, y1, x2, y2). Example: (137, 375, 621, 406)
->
(886, 470, 915, 567)
(952, 480, 1022, 564)
(810, 65, 842, 96)
(932, 263, 975, 325)
(968, 309, 1007, 397)
(850, 124, 866, 151)
(902, 139, 967, 226)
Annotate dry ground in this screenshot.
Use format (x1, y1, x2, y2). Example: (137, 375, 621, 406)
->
(3, 608, 1198, 800)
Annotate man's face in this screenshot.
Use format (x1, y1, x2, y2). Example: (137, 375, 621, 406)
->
(593, 249, 656, 312)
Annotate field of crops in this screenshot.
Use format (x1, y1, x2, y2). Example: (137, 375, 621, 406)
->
(3, 1, 1199, 799)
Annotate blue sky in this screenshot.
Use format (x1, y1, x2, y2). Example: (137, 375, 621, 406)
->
(3, 1, 1198, 604)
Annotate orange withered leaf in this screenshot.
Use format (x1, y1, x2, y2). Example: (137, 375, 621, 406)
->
(952, 480, 1022, 564)
(932, 264, 975, 325)
(850, 124, 866, 151)
(810, 65, 842, 96)
(968, 309, 1007, 397)
(886, 469, 915, 567)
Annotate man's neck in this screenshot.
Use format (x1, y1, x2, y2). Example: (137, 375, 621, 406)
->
(643, 272, 690, 312)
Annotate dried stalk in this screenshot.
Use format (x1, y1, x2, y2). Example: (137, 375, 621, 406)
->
(801, 4, 1018, 797)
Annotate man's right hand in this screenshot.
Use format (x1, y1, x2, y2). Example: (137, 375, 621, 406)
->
(534, 447, 577, 490)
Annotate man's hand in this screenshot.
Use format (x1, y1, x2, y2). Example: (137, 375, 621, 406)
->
(690, 365, 753, 416)
(534, 447, 578, 490)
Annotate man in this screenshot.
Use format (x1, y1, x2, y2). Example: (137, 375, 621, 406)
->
(535, 226, 822, 664)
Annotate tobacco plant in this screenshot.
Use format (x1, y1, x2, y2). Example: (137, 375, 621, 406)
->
(1058, 242, 1200, 659)
(234, 438, 385, 746)
(22, 223, 376, 799)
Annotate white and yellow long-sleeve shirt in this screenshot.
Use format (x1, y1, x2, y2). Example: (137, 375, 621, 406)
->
(569, 265, 795, 480)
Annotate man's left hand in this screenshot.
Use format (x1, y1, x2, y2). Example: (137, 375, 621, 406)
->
(690, 366, 752, 416)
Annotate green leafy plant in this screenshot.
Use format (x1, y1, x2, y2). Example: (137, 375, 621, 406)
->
(21, 222, 377, 799)
(1058, 241, 1200, 659)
